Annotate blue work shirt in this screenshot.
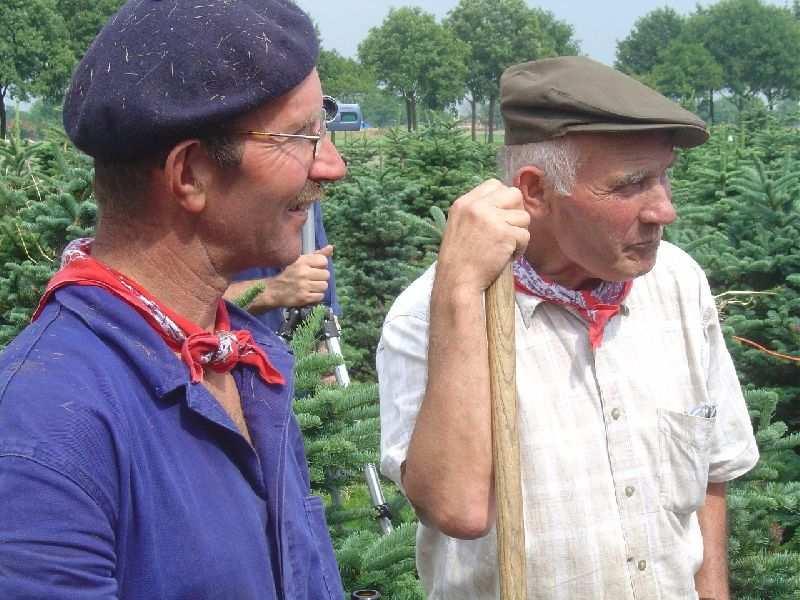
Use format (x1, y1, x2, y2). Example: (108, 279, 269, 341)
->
(0, 285, 344, 600)
(234, 203, 341, 333)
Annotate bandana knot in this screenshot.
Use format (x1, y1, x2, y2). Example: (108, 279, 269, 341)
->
(34, 238, 284, 385)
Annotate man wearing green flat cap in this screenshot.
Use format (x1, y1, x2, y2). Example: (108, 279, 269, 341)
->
(379, 56, 758, 600)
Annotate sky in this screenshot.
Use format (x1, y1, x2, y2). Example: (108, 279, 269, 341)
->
(295, 0, 787, 65)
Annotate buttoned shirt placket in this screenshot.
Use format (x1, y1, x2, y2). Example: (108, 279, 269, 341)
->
(586, 303, 660, 600)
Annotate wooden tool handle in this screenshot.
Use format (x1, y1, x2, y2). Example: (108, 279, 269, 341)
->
(485, 263, 527, 600)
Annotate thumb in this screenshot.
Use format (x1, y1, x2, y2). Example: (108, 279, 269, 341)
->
(314, 244, 334, 257)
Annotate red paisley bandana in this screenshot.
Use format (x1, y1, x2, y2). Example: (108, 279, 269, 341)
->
(512, 256, 632, 349)
(33, 238, 284, 385)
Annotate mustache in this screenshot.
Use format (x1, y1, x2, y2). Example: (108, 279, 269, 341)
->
(296, 182, 323, 205)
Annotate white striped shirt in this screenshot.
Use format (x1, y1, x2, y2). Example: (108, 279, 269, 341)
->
(378, 242, 758, 600)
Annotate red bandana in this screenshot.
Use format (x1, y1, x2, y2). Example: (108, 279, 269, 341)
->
(512, 256, 632, 349)
(33, 238, 284, 385)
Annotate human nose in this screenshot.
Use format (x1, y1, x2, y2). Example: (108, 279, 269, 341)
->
(639, 178, 676, 226)
(309, 137, 347, 182)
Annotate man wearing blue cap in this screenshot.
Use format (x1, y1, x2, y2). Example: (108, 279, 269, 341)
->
(0, 1, 347, 599)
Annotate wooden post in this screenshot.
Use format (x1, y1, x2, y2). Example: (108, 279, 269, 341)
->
(485, 263, 526, 600)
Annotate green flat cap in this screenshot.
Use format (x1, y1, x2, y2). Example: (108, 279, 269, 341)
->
(500, 56, 708, 148)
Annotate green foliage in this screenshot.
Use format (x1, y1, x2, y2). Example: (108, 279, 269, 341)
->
(729, 390, 800, 599)
(445, 0, 579, 141)
(531, 7, 581, 57)
(326, 121, 497, 377)
(358, 7, 469, 131)
(381, 120, 497, 216)
(318, 49, 378, 104)
(54, 0, 125, 61)
(668, 116, 800, 597)
(615, 7, 686, 76)
(647, 41, 723, 111)
(289, 307, 421, 596)
(669, 115, 800, 395)
(0, 0, 128, 140)
(319, 48, 407, 128)
(232, 281, 266, 310)
(616, 9, 725, 120)
(616, 0, 800, 119)
(325, 169, 429, 377)
(693, 0, 800, 111)
(335, 522, 423, 599)
(0, 129, 95, 343)
(0, 0, 73, 138)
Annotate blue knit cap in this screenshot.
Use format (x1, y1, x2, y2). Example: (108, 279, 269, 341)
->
(63, 0, 319, 161)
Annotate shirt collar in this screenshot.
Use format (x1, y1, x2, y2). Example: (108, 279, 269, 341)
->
(515, 288, 634, 330)
(49, 285, 290, 401)
(515, 291, 547, 329)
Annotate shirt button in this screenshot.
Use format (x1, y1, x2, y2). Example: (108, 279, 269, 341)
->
(638, 560, 647, 571)
(611, 408, 621, 420)
(625, 486, 635, 497)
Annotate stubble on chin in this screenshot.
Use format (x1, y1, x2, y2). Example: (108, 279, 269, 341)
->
(631, 247, 661, 279)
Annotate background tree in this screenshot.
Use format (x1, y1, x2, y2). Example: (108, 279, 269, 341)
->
(445, 0, 578, 142)
(318, 49, 376, 103)
(692, 0, 800, 111)
(532, 7, 581, 55)
(647, 40, 723, 119)
(318, 49, 406, 127)
(615, 7, 685, 77)
(55, 0, 124, 61)
(0, 0, 72, 139)
(358, 7, 468, 131)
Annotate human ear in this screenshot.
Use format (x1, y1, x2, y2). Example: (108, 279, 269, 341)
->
(515, 166, 550, 218)
(163, 140, 211, 214)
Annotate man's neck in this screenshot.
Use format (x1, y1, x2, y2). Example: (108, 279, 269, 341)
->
(92, 221, 227, 331)
(524, 244, 594, 290)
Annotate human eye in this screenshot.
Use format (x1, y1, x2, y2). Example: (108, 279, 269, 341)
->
(612, 177, 646, 196)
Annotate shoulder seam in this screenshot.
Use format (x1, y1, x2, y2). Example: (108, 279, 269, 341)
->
(0, 304, 63, 407)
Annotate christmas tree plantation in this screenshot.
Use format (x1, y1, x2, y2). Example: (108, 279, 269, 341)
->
(2, 114, 800, 597)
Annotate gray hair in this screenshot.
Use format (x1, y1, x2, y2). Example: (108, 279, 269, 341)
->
(500, 137, 580, 195)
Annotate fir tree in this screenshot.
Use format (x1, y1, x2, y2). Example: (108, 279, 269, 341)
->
(671, 114, 800, 598)
(289, 307, 423, 598)
(326, 121, 497, 377)
(729, 389, 800, 599)
(0, 126, 95, 343)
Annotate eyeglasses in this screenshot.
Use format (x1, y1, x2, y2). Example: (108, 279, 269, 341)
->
(238, 96, 339, 159)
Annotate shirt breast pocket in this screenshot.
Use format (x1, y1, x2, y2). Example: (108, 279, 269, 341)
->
(658, 408, 715, 514)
